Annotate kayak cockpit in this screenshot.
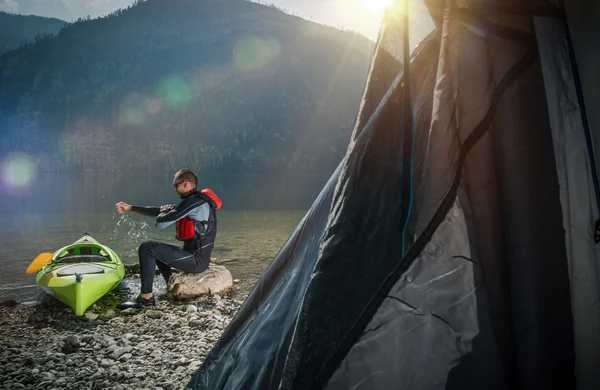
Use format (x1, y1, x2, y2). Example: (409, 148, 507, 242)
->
(53, 255, 110, 264)
(56, 264, 106, 277)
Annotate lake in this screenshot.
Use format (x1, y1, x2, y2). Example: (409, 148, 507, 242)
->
(0, 173, 331, 302)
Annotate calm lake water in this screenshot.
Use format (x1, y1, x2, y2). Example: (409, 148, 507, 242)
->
(0, 173, 330, 302)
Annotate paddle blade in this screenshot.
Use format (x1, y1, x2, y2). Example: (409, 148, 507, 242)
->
(26, 253, 53, 274)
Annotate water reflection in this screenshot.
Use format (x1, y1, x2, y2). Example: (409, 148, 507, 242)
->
(0, 173, 329, 215)
(0, 174, 325, 301)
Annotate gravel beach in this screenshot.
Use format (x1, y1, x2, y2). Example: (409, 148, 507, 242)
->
(0, 291, 242, 390)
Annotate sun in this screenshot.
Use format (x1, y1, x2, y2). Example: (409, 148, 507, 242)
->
(362, 0, 394, 13)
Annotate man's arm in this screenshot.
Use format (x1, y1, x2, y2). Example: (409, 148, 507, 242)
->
(131, 205, 161, 217)
(155, 196, 207, 229)
(115, 202, 174, 217)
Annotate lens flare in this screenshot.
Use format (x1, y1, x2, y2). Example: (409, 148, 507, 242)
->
(158, 75, 193, 111)
(233, 36, 280, 72)
(144, 98, 162, 115)
(1, 153, 36, 189)
(119, 93, 148, 127)
(193, 67, 227, 94)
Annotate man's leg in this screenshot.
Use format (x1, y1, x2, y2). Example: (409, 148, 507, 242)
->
(155, 260, 173, 285)
(138, 240, 198, 293)
(117, 240, 196, 309)
(193, 245, 212, 274)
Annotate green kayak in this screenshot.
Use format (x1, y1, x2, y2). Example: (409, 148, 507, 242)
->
(35, 234, 125, 316)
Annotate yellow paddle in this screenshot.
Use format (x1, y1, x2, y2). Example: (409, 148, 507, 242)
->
(26, 253, 53, 274)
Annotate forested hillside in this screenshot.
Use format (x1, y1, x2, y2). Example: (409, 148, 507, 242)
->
(0, 12, 65, 55)
(0, 0, 374, 175)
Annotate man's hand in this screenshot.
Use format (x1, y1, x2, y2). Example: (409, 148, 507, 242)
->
(160, 204, 176, 213)
(115, 202, 132, 213)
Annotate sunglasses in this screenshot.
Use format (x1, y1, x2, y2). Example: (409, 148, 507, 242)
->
(174, 180, 186, 189)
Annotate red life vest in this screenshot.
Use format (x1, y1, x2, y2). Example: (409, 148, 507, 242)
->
(200, 188, 222, 210)
(175, 189, 222, 241)
(176, 217, 196, 241)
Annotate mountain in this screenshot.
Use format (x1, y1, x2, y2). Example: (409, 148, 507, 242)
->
(0, 0, 375, 175)
(0, 12, 66, 55)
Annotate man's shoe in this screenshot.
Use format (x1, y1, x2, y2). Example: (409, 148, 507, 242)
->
(116, 295, 155, 310)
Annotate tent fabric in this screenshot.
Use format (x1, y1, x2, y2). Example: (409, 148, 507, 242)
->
(186, 1, 600, 389)
(534, 14, 600, 388)
(563, 0, 600, 161)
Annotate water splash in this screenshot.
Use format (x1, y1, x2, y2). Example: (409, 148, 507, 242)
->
(111, 213, 152, 261)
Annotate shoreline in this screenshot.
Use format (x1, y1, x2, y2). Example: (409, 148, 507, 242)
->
(0, 291, 242, 390)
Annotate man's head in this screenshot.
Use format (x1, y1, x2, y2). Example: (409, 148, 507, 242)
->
(173, 169, 198, 198)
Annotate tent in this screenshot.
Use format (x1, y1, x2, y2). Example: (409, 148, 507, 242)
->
(186, 0, 600, 389)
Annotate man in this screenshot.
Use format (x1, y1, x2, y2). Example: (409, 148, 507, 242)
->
(115, 169, 221, 309)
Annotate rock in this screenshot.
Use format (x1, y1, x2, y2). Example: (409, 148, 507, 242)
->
(84, 313, 98, 322)
(117, 338, 130, 347)
(27, 311, 48, 323)
(106, 345, 133, 360)
(33, 357, 48, 365)
(40, 372, 56, 381)
(0, 300, 19, 307)
(99, 359, 113, 368)
(61, 336, 80, 354)
(189, 320, 203, 329)
(0, 281, 240, 390)
(100, 336, 116, 347)
(174, 357, 187, 366)
(76, 369, 88, 380)
(53, 353, 66, 361)
(185, 305, 198, 313)
(103, 310, 117, 319)
(233, 279, 240, 284)
(146, 310, 162, 319)
(167, 265, 232, 300)
(164, 381, 175, 390)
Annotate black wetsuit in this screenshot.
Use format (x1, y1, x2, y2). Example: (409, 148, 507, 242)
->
(131, 191, 217, 294)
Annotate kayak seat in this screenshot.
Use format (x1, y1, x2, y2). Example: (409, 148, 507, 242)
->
(53, 255, 109, 264)
(56, 264, 105, 277)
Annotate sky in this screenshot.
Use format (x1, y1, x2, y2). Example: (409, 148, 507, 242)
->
(0, 0, 434, 42)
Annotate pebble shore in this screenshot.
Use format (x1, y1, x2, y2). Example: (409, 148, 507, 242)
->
(0, 291, 242, 390)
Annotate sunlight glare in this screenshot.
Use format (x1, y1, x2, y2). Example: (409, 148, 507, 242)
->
(362, 0, 394, 14)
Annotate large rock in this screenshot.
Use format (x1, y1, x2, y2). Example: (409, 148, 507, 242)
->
(167, 265, 233, 300)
